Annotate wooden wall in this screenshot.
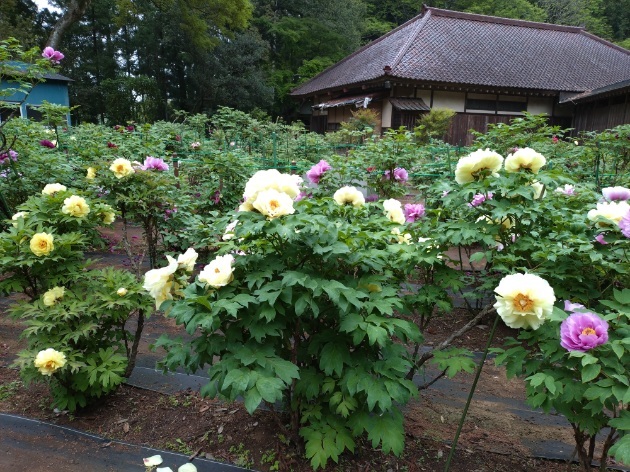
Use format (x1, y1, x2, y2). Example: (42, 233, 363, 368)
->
(572, 94, 630, 133)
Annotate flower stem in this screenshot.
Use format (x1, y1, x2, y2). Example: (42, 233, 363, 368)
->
(444, 313, 500, 472)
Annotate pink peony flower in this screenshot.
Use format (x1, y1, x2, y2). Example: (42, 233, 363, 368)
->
(552, 136, 558, 143)
(560, 312, 608, 352)
(306, 159, 332, 184)
(404, 203, 425, 222)
(467, 192, 493, 207)
(42, 47, 64, 64)
(107, 142, 118, 148)
(594, 234, 608, 245)
(40, 140, 55, 148)
(602, 186, 630, 202)
(564, 300, 585, 312)
(619, 208, 630, 238)
(140, 156, 169, 171)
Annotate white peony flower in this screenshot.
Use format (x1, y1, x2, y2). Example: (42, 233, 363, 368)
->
(177, 248, 198, 272)
(222, 221, 238, 241)
(198, 254, 234, 288)
(382, 198, 402, 213)
(454, 149, 503, 184)
(117, 287, 128, 296)
(143, 256, 178, 309)
(588, 201, 630, 226)
(252, 189, 295, 219)
(243, 169, 300, 203)
(493, 273, 555, 330)
(11, 211, 28, 227)
(333, 186, 365, 207)
(504, 147, 546, 173)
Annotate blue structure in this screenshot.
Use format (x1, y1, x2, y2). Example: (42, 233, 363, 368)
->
(0, 71, 72, 124)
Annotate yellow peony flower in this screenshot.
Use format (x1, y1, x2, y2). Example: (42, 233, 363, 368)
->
(61, 195, 90, 218)
(34, 348, 66, 376)
(198, 254, 234, 288)
(143, 256, 178, 309)
(177, 248, 198, 272)
(86, 167, 96, 180)
(391, 228, 412, 245)
(30, 232, 54, 256)
(109, 158, 134, 179)
(42, 183, 67, 195)
(504, 147, 546, 173)
(252, 189, 295, 219)
(117, 287, 128, 296)
(386, 207, 406, 225)
(530, 181, 546, 199)
(587, 201, 630, 226)
(43, 286, 65, 306)
(101, 211, 115, 225)
(238, 200, 254, 212)
(333, 186, 365, 207)
(493, 273, 555, 330)
(454, 149, 503, 184)
(11, 211, 28, 227)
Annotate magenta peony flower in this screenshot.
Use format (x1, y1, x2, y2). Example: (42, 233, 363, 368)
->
(594, 234, 608, 245)
(42, 47, 64, 64)
(140, 156, 169, 171)
(306, 159, 332, 184)
(126, 125, 135, 132)
(365, 194, 379, 202)
(385, 167, 409, 182)
(40, 140, 55, 148)
(0, 150, 18, 164)
(602, 186, 630, 202)
(404, 203, 425, 222)
(619, 208, 630, 238)
(560, 312, 608, 352)
(107, 141, 118, 148)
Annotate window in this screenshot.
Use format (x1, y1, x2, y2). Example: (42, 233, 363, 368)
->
(466, 98, 526, 113)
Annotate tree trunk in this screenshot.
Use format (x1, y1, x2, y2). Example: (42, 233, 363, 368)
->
(46, 0, 93, 49)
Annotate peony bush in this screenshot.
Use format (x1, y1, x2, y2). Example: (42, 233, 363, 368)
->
(148, 168, 470, 469)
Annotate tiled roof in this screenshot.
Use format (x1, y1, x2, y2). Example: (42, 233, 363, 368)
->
(559, 79, 630, 104)
(291, 7, 630, 97)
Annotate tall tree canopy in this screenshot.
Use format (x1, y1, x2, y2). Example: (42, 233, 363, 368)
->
(0, 0, 627, 122)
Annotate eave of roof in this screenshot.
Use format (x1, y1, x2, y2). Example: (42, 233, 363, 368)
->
(559, 78, 630, 104)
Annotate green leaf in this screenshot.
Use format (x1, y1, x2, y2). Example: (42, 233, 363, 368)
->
(582, 363, 601, 383)
(222, 369, 249, 393)
(319, 342, 349, 377)
(609, 435, 630, 465)
(243, 387, 262, 414)
(365, 410, 404, 456)
(256, 376, 284, 403)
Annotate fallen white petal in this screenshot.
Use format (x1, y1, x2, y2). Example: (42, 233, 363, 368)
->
(143, 455, 163, 466)
(178, 464, 198, 472)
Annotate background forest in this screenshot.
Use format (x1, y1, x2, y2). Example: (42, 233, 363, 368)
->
(1, 0, 629, 124)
